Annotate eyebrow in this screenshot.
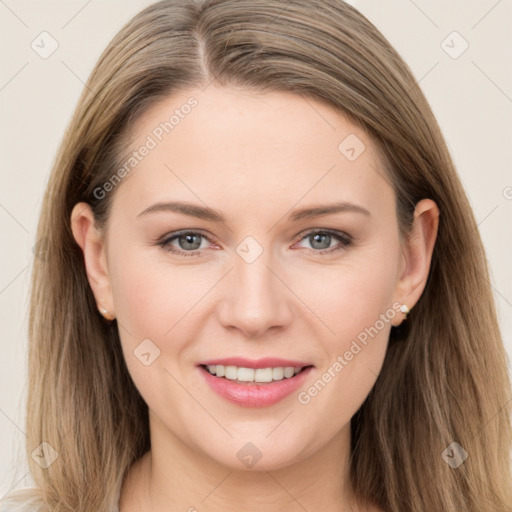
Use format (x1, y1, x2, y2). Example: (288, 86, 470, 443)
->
(288, 202, 371, 221)
(137, 200, 371, 222)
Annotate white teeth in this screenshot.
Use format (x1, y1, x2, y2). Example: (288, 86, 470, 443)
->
(255, 368, 273, 382)
(237, 367, 255, 381)
(284, 367, 295, 378)
(203, 364, 306, 383)
(272, 367, 284, 380)
(225, 366, 238, 380)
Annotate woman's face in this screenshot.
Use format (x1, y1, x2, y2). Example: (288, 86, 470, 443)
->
(78, 85, 429, 471)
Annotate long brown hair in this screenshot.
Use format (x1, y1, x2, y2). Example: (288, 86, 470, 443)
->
(15, 0, 512, 510)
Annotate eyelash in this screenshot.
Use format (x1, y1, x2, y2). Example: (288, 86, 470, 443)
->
(156, 229, 353, 257)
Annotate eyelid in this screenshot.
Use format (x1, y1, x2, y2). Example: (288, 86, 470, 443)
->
(156, 229, 218, 253)
(292, 228, 353, 252)
(157, 228, 353, 256)
(294, 227, 352, 243)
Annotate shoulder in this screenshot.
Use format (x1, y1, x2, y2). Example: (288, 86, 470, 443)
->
(0, 489, 45, 512)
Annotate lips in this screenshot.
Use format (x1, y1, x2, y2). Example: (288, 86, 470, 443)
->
(196, 357, 315, 407)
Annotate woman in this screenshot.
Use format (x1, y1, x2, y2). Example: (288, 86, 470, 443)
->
(1, 0, 510, 510)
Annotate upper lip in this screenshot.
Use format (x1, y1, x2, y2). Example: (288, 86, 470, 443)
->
(197, 357, 314, 369)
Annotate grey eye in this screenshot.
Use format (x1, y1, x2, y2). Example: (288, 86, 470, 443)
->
(177, 233, 203, 250)
(307, 233, 333, 250)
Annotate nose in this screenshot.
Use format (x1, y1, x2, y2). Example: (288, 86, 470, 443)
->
(216, 248, 294, 339)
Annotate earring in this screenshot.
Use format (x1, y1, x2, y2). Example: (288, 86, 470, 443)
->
(98, 301, 115, 322)
(400, 304, 410, 319)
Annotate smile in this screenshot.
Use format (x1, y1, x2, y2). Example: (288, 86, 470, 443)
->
(201, 364, 311, 384)
(197, 364, 314, 407)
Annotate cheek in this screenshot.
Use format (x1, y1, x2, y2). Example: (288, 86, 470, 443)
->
(292, 244, 399, 420)
(108, 250, 202, 405)
(292, 242, 399, 343)
(109, 245, 209, 337)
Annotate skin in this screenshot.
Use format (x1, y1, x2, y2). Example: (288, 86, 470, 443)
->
(71, 85, 439, 512)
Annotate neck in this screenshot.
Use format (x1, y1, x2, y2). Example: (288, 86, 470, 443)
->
(120, 411, 365, 512)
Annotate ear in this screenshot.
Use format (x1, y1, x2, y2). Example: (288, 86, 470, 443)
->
(392, 198, 439, 326)
(70, 202, 115, 319)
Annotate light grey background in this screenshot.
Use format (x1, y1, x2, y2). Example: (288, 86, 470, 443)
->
(1, 0, 511, 497)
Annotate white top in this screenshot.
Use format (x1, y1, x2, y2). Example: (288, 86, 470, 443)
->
(0, 487, 121, 511)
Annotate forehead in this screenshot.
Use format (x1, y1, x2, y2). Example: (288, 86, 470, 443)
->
(111, 85, 393, 219)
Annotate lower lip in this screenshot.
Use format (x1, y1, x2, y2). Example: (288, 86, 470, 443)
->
(198, 365, 314, 408)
